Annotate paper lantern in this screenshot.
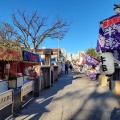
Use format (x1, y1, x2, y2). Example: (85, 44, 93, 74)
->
(100, 52, 115, 75)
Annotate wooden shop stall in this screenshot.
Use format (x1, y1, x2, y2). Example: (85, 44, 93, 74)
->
(39, 49, 53, 90)
(0, 45, 22, 91)
(13, 51, 40, 112)
(19, 51, 41, 98)
(17, 50, 40, 82)
(51, 57, 58, 84)
(0, 45, 22, 118)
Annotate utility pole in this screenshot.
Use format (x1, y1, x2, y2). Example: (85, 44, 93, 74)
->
(58, 39, 60, 61)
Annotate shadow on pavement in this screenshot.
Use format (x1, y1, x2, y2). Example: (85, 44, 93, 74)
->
(110, 107, 120, 120)
(67, 72, 119, 120)
(69, 77, 119, 120)
(70, 91, 118, 120)
(72, 76, 82, 80)
(71, 71, 80, 76)
(14, 71, 120, 120)
(14, 72, 73, 120)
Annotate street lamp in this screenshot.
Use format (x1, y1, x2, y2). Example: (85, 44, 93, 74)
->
(114, 4, 120, 14)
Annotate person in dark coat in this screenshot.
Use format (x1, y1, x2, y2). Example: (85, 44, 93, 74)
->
(65, 63, 68, 74)
(70, 64, 73, 71)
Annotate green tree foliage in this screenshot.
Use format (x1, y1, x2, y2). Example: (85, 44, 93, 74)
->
(86, 48, 100, 60)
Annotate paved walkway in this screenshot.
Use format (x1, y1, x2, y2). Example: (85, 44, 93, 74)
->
(14, 71, 120, 120)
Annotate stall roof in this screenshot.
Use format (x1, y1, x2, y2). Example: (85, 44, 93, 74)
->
(43, 49, 53, 55)
(0, 46, 22, 61)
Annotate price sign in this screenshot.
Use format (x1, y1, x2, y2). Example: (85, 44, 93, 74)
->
(6, 64, 10, 69)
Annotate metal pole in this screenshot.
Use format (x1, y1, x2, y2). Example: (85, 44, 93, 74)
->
(58, 39, 60, 61)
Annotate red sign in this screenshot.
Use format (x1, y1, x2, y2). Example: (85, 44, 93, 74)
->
(103, 15, 120, 27)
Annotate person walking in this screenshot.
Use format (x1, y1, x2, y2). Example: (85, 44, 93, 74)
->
(65, 63, 68, 74)
(79, 64, 83, 73)
(70, 64, 73, 71)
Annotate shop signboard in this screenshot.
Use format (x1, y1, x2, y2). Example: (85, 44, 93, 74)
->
(0, 46, 22, 61)
(22, 51, 40, 62)
(96, 14, 120, 52)
(96, 14, 120, 63)
(6, 64, 10, 69)
(51, 57, 56, 65)
(21, 81, 34, 97)
(21, 81, 34, 108)
(0, 90, 13, 110)
(40, 55, 57, 65)
(0, 90, 13, 120)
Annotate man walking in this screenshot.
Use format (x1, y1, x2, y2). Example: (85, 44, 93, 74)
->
(65, 63, 68, 74)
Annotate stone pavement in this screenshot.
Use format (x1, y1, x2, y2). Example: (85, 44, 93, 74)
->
(14, 71, 120, 120)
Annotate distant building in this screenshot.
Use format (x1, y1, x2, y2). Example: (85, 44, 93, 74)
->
(66, 51, 85, 63)
(36, 48, 66, 63)
(66, 52, 72, 61)
(60, 48, 66, 57)
(72, 53, 79, 61)
(78, 51, 85, 64)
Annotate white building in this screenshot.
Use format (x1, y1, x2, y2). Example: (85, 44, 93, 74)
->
(78, 51, 85, 61)
(61, 48, 66, 57)
(71, 53, 79, 60)
(66, 52, 72, 61)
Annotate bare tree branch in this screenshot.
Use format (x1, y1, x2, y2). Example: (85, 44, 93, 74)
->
(11, 10, 70, 52)
(0, 22, 17, 41)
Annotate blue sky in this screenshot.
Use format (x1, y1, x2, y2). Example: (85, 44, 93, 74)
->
(0, 0, 119, 54)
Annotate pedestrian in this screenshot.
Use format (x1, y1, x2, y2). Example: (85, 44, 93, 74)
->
(69, 64, 73, 71)
(79, 64, 83, 73)
(65, 63, 68, 74)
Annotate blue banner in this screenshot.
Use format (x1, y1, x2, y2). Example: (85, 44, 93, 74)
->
(39, 57, 56, 65)
(51, 58, 56, 64)
(22, 51, 40, 62)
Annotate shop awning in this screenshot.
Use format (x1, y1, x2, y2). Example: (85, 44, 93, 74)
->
(0, 46, 22, 61)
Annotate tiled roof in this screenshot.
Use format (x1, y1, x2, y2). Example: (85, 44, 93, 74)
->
(43, 49, 53, 55)
(36, 48, 61, 53)
(35, 49, 44, 52)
